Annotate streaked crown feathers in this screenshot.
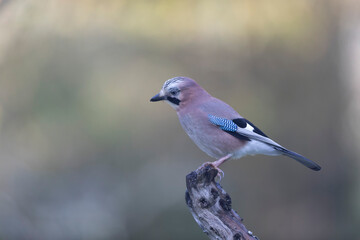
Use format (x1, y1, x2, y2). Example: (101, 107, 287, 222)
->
(162, 76, 188, 90)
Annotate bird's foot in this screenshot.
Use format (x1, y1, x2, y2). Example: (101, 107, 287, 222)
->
(200, 154, 232, 181)
(200, 162, 225, 180)
(215, 166, 225, 180)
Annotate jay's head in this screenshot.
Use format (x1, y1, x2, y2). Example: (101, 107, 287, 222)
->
(150, 76, 206, 110)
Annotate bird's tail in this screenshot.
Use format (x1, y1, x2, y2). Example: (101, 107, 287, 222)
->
(274, 147, 321, 171)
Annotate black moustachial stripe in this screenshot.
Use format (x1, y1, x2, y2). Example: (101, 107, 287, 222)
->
(232, 118, 268, 137)
(167, 97, 180, 105)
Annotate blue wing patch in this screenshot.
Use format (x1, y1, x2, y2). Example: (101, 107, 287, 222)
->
(209, 115, 251, 141)
(208, 115, 238, 132)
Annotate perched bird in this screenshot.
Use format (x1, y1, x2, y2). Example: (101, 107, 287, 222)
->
(150, 77, 321, 174)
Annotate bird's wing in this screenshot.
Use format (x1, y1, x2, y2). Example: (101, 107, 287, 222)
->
(208, 115, 282, 148)
(208, 115, 321, 171)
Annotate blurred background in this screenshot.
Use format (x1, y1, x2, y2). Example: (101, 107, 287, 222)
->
(0, 0, 359, 239)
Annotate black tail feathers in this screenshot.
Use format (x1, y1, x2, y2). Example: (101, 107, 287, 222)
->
(274, 147, 321, 171)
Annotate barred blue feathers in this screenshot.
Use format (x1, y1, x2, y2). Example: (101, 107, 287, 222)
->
(208, 115, 238, 132)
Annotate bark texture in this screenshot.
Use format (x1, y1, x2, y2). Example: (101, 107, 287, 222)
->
(185, 163, 259, 240)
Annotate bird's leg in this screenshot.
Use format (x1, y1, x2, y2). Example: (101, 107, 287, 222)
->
(211, 154, 232, 179)
(213, 154, 233, 168)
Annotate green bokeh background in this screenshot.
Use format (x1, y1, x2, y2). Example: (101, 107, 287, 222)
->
(0, 0, 359, 239)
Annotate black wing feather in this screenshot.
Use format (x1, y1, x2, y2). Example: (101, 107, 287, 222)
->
(233, 118, 268, 137)
(224, 130, 251, 141)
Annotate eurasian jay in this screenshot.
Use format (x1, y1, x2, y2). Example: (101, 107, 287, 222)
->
(150, 77, 321, 174)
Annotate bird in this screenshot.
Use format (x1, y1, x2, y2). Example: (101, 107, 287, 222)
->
(150, 76, 321, 176)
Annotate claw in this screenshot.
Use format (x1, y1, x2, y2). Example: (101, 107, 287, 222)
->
(199, 162, 225, 181)
(210, 154, 232, 180)
(216, 167, 225, 180)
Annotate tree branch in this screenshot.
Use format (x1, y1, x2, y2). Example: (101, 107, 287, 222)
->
(185, 163, 259, 240)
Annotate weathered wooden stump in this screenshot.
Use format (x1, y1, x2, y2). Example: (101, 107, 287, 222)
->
(185, 163, 258, 240)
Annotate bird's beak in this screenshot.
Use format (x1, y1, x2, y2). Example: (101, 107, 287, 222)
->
(150, 93, 165, 102)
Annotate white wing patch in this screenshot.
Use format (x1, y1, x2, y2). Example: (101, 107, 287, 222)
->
(244, 123, 254, 132)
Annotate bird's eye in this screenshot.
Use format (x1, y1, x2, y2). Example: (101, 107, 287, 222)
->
(170, 89, 179, 96)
